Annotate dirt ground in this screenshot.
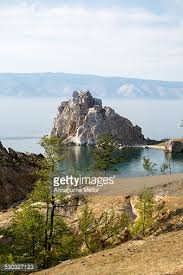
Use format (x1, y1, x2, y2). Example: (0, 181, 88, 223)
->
(33, 229, 183, 275)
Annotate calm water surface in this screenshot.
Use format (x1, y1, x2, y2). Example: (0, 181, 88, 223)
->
(1, 97, 183, 178)
(2, 138, 183, 178)
(58, 146, 183, 178)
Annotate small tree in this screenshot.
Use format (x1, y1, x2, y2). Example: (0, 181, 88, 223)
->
(38, 135, 65, 252)
(78, 204, 97, 252)
(78, 204, 129, 253)
(9, 202, 80, 267)
(143, 157, 156, 176)
(11, 204, 45, 260)
(160, 161, 172, 175)
(53, 217, 80, 261)
(132, 189, 156, 237)
(39, 135, 64, 172)
(32, 135, 81, 264)
(93, 133, 123, 175)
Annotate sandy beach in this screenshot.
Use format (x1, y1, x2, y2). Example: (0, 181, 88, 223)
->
(98, 173, 183, 196)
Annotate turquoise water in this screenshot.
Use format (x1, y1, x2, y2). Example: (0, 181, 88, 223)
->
(58, 146, 183, 178)
(2, 138, 183, 178)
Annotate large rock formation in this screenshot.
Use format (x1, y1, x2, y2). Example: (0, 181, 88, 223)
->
(0, 142, 43, 209)
(51, 91, 145, 145)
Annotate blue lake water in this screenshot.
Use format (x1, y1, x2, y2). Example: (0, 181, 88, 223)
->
(58, 146, 183, 178)
(1, 97, 183, 177)
(2, 138, 183, 178)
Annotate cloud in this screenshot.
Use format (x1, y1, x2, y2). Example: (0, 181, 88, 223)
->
(117, 84, 138, 97)
(0, 4, 182, 81)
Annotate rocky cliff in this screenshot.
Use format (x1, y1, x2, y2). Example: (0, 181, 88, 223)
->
(51, 91, 145, 145)
(165, 140, 183, 153)
(0, 142, 43, 209)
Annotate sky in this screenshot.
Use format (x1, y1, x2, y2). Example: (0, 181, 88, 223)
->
(0, 0, 183, 81)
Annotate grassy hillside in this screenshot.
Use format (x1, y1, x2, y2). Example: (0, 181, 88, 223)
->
(2, 175, 183, 275)
(33, 229, 183, 275)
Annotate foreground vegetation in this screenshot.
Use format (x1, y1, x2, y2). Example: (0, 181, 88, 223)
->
(0, 189, 164, 271)
(0, 135, 167, 273)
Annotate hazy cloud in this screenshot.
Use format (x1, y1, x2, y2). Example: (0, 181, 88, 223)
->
(0, 2, 182, 81)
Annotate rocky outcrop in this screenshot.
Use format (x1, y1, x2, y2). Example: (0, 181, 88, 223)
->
(0, 142, 43, 209)
(51, 91, 145, 145)
(165, 140, 183, 153)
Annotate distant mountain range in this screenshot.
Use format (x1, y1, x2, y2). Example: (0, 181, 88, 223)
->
(0, 73, 183, 99)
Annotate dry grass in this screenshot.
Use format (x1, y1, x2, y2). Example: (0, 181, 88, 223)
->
(33, 229, 183, 275)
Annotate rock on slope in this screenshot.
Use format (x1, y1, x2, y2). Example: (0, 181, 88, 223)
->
(51, 91, 145, 145)
(0, 142, 43, 209)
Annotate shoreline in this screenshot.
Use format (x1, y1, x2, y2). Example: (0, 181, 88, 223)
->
(99, 173, 183, 196)
(145, 144, 165, 150)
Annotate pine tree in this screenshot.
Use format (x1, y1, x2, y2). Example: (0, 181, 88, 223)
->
(132, 189, 156, 237)
(11, 204, 45, 260)
(93, 133, 123, 175)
